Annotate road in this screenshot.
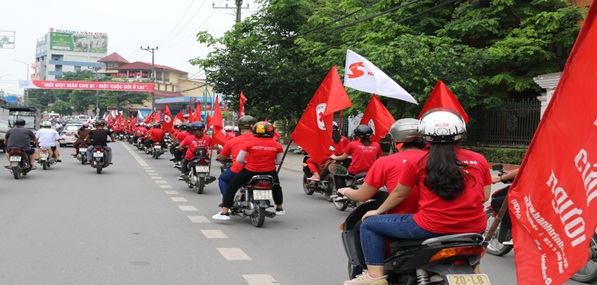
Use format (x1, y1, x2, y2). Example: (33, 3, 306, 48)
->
(0, 142, 589, 285)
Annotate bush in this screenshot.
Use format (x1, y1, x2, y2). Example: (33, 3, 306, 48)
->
(465, 146, 527, 165)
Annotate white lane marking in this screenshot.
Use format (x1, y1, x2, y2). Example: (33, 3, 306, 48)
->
(151, 176, 163, 180)
(122, 143, 150, 167)
(179, 205, 198, 211)
(145, 169, 155, 172)
(201, 230, 227, 238)
(155, 180, 168, 184)
(164, 191, 179, 195)
(243, 275, 279, 285)
(188, 216, 210, 223)
(159, 185, 173, 189)
(217, 248, 251, 260)
(147, 172, 158, 176)
(171, 197, 187, 202)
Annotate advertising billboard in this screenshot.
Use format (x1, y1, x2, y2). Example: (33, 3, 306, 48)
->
(0, 30, 15, 49)
(49, 28, 108, 53)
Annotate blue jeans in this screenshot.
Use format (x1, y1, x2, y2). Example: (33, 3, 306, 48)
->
(218, 168, 237, 203)
(360, 214, 439, 266)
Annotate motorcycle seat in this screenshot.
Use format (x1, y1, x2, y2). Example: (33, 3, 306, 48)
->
(388, 233, 484, 249)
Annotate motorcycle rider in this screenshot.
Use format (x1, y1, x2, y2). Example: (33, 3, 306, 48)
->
(146, 123, 165, 152)
(177, 121, 212, 180)
(84, 120, 116, 164)
(337, 118, 425, 213)
(212, 121, 285, 221)
(73, 123, 91, 157)
(4, 119, 38, 169)
(216, 115, 257, 206)
(330, 124, 382, 188)
(344, 109, 491, 285)
(305, 121, 350, 182)
(36, 121, 62, 162)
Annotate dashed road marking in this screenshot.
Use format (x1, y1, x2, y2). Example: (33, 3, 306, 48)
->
(151, 176, 163, 179)
(243, 274, 279, 285)
(159, 185, 173, 189)
(201, 230, 227, 238)
(188, 216, 210, 223)
(164, 191, 179, 195)
(217, 248, 251, 260)
(178, 205, 198, 211)
(171, 197, 187, 202)
(145, 169, 155, 172)
(147, 172, 158, 176)
(155, 180, 168, 184)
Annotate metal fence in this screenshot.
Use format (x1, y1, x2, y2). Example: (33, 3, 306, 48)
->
(466, 99, 541, 147)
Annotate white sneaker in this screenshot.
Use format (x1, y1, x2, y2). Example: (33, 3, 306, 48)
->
(275, 208, 286, 216)
(212, 212, 230, 221)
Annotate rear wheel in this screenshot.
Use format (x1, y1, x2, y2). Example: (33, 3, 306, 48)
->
(12, 165, 21, 180)
(302, 175, 315, 195)
(249, 203, 266, 227)
(196, 177, 205, 194)
(485, 210, 513, 256)
(324, 174, 335, 202)
(571, 234, 597, 283)
(96, 164, 102, 174)
(42, 160, 48, 170)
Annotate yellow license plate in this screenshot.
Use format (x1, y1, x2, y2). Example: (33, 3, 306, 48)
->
(447, 274, 491, 285)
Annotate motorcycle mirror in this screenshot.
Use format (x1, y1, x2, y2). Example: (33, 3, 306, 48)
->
(491, 164, 504, 171)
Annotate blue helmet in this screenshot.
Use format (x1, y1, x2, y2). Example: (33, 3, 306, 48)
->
(191, 122, 205, 131)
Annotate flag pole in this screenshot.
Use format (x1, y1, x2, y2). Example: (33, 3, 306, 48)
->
(482, 196, 509, 248)
(276, 139, 293, 176)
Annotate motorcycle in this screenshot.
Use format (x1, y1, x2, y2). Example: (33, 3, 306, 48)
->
(76, 142, 89, 164)
(230, 175, 277, 227)
(151, 141, 163, 159)
(184, 147, 214, 194)
(302, 154, 351, 201)
(219, 157, 232, 174)
(486, 164, 597, 283)
(342, 200, 488, 284)
(37, 146, 57, 170)
(90, 145, 110, 174)
(331, 173, 388, 212)
(7, 147, 32, 179)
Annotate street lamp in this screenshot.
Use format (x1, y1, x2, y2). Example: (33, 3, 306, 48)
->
(14, 60, 30, 105)
(140, 46, 158, 111)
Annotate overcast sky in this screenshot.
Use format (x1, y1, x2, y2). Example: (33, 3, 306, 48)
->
(0, 0, 258, 95)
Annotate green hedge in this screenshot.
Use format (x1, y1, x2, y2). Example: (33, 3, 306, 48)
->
(465, 146, 527, 165)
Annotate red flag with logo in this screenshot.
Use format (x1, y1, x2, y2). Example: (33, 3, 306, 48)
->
(359, 94, 395, 142)
(162, 105, 174, 132)
(188, 106, 195, 123)
(194, 103, 203, 122)
(173, 110, 184, 126)
(143, 111, 154, 124)
(290, 65, 352, 164)
(240, 91, 247, 117)
(210, 96, 227, 147)
(131, 116, 137, 126)
(417, 80, 469, 123)
(507, 5, 597, 285)
(153, 110, 162, 124)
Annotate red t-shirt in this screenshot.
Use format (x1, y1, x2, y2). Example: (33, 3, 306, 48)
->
(364, 150, 423, 214)
(134, 127, 147, 136)
(148, 128, 165, 141)
(240, 138, 283, 172)
(180, 134, 212, 160)
(225, 132, 237, 140)
(175, 131, 190, 142)
(220, 133, 254, 173)
(330, 136, 350, 156)
(399, 148, 491, 234)
(343, 141, 382, 174)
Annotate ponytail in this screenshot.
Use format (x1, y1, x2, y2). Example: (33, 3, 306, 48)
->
(422, 143, 466, 200)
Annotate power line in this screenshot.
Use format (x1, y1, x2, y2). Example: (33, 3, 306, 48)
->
(162, 0, 224, 49)
(157, 0, 197, 46)
(297, 0, 383, 37)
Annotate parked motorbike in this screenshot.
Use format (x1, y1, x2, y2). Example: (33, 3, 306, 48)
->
(151, 141, 163, 159)
(184, 147, 213, 194)
(342, 200, 488, 284)
(90, 145, 110, 174)
(7, 147, 32, 179)
(37, 146, 57, 170)
(486, 164, 597, 283)
(230, 175, 277, 227)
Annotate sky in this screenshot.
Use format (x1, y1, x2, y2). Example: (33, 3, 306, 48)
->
(0, 0, 258, 95)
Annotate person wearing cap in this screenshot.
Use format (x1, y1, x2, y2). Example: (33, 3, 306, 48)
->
(36, 121, 62, 162)
(73, 122, 91, 157)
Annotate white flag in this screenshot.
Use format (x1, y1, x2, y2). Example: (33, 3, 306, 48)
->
(137, 110, 145, 121)
(344, 49, 417, 104)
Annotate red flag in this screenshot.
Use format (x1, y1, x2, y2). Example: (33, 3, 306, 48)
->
(210, 96, 227, 147)
(417, 80, 469, 123)
(507, 5, 597, 285)
(193, 103, 203, 122)
(144, 111, 154, 124)
(131, 116, 137, 126)
(205, 114, 212, 131)
(239, 91, 247, 116)
(173, 110, 184, 126)
(290, 65, 352, 164)
(153, 110, 162, 124)
(359, 94, 395, 142)
(162, 105, 174, 132)
(188, 106, 195, 123)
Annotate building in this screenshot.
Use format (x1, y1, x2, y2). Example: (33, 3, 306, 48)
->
(33, 28, 107, 80)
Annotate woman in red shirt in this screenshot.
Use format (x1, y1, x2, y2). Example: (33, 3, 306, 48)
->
(344, 109, 491, 285)
(212, 121, 285, 221)
(330, 125, 382, 188)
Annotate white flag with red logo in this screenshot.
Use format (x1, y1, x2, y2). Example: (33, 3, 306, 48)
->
(344, 49, 417, 104)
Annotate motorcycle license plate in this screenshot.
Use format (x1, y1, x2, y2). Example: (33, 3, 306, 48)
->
(154, 145, 161, 150)
(253, 190, 273, 200)
(10, 156, 21, 162)
(195, 165, 209, 172)
(93, 152, 104, 158)
(79, 148, 87, 153)
(447, 274, 490, 285)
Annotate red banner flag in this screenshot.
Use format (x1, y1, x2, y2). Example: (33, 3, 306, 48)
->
(290, 65, 352, 164)
(153, 110, 162, 124)
(188, 106, 195, 123)
(210, 96, 227, 147)
(359, 94, 395, 142)
(143, 111, 154, 124)
(194, 103, 203, 122)
(173, 110, 184, 126)
(131, 116, 137, 126)
(417, 80, 469, 123)
(163, 105, 174, 132)
(507, 5, 597, 285)
(240, 91, 247, 117)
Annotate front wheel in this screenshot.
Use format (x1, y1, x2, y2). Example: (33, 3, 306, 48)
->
(571, 234, 597, 283)
(249, 203, 266, 227)
(302, 175, 315, 195)
(324, 174, 335, 202)
(42, 160, 48, 170)
(196, 177, 205, 194)
(333, 195, 348, 211)
(485, 210, 513, 256)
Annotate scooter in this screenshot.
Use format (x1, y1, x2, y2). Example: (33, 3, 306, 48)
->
(184, 147, 215, 194)
(76, 142, 89, 164)
(90, 145, 110, 174)
(7, 147, 32, 179)
(37, 146, 57, 170)
(230, 175, 277, 227)
(342, 200, 489, 284)
(301, 153, 351, 202)
(151, 141, 163, 159)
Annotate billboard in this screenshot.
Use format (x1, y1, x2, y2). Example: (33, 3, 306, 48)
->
(19, 80, 154, 92)
(0, 30, 15, 49)
(49, 28, 107, 53)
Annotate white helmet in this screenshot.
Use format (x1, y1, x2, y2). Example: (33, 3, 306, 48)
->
(233, 126, 239, 132)
(418, 108, 466, 143)
(389, 118, 421, 143)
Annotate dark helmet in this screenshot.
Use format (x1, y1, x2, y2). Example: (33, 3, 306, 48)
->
(96, 120, 106, 127)
(353, 124, 373, 139)
(153, 123, 161, 128)
(252, 121, 275, 138)
(15, 119, 26, 126)
(191, 121, 205, 131)
(238, 115, 257, 130)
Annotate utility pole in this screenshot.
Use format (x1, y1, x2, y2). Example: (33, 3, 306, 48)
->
(140, 46, 158, 110)
(213, 0, 249, 23)
(14, 60, 30, 105)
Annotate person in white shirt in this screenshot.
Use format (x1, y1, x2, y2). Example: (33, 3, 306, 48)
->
(35, 121, 62, 162)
